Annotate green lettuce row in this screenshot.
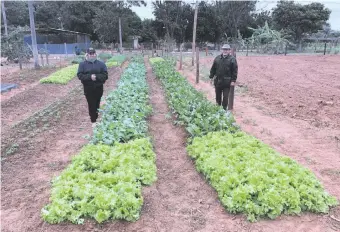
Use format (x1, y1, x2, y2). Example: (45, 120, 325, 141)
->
(40, 64, 78, 84)
(187, 131, 338, 222)
(149, 57, 164, 64)
(151, 60, 237, 138)
(106, 55, 126, 68)
(92, 58, 151, 146)
(42, 138, 157, 224)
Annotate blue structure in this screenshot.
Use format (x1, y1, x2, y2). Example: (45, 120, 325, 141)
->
(24, 28, 91, 55)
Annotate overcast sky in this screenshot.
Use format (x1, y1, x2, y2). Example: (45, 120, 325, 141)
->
(131, 0, 340, 30)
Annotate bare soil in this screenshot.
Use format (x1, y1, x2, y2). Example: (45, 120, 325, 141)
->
(179, 54, 340, 232)
(2, 55, 340, 232)
(1, 66, 67, 102)
(1, 66, 122, 232)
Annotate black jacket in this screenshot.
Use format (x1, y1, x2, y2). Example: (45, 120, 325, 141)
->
(209, 54, 238, 88)
(77, 60, 108, 87)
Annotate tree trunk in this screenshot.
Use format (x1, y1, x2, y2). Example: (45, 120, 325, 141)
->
(298, 39, 302, 52)
(192, 0, 198, 66)
(28, 0, 40, 69)
(1, 1, 8, 36)
(119, 17, 123, 54)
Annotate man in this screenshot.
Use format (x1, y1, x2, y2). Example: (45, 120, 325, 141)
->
(77, 48, 108, 127)
(75, 46, 81, 55)
(209, 44, 238, 110)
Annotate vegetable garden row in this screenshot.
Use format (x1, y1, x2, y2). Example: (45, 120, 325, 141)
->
(41, 56, 337, 225)
(40, 54, 126, 84)
(42, 56, 157, 224)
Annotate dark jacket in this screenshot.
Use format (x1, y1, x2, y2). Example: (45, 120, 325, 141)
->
(77, 60, 108, 87)
(209, 54, 238, 88)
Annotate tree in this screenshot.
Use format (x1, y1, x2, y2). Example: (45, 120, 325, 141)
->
(139, 19, 158, 43)
(152, 1, 183, 44)
(34, 1, 62, 29)
(249, 21, 290, 54)
(93, 2, 142, 43)
(252, 10, 272, 28)
(0, 1, 29, 27)
(1, 26, 32, 62)
(272, 0, 331, 50)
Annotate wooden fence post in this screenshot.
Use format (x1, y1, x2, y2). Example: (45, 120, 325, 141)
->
(64, 43, 68, 57)
(228, 85, 235, 110)
(40, 53, 44, 66)
(196, 47, 199, 83)
(180, 43, 183, 70)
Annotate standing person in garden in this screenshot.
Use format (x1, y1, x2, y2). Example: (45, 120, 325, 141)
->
(209, 44, 238, 111)
(77, 48, 108, 127)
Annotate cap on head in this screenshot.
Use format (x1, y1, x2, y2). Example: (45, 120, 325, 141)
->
(86, 48, 96, 54)
(221, 44, 231, 50)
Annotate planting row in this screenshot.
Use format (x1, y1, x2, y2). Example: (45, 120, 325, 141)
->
(92, 57, 151, 146)
(150, 59, 338, 221)
(40, 64, 78, 84)
(188, 131, 338, 222)
(42, 139, 156, 224)
(40, 55, 126, 84)
(42, 57, 157, 224)
(151, 60, 237, 138)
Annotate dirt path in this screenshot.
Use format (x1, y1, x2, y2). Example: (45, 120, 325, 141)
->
(1, 66, 122, 232)
(1, 63, 69, 103)
(179, 59, 340, 232)
(1, 78, 80, 132)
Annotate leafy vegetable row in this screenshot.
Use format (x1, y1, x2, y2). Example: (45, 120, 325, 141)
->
(92, 59, 152, 146)
(42, 57, 157, 224)
(40, 64, 78, 84)
(105, 55, 126, 68)
(149, 57, 164, 64)
(42, 138, 157, 224)
(150, 59, 338, 222)
(151, 60, 236, 138)
(187, 131, 338, 222)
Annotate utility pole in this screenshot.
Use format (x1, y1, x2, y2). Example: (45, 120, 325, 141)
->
(119, 17, 123, 54)
(192, 0, 198, 66)
(1, 1, 8, 36)
(28, 0, 40, 69)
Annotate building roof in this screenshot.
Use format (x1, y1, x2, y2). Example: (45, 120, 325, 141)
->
(304, 37, 339, 42)
(24, 27, 91, 36)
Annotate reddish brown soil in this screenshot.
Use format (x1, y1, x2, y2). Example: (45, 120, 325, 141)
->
(1, 66, 122, 232)
(179, 54, 340, 232)
(2, 55, 340, 232)
(1, 66, 66, 102)
(1, 78, 80, 132)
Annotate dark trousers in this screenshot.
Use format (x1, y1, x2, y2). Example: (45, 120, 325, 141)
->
(84, 85, 103, 123)
(215, 86, 230, 110)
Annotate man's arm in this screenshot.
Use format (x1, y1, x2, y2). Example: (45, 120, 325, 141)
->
(77, 62, 91, 81)
(209, 58, 217, 79)
(231, 58, 238, 82)
(96, 63, 108, 83)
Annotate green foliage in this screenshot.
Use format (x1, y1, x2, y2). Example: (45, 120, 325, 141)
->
(41, 138, 157, 224)
(187, 131, 338, 222)
(98, 52, 113, 61)
(272, 1, 331, 45)
(93, 2, 142, 43)
(40, 64, 78, 84)
(0, 26, 32, 61)
(105, 55, 126, 68)
(71, 55, 85, 64)
(151, 60, 237, 138)
(248, 21, 291, 54)
(149, 57, 164, 64)
(92, 60, 151, 145)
